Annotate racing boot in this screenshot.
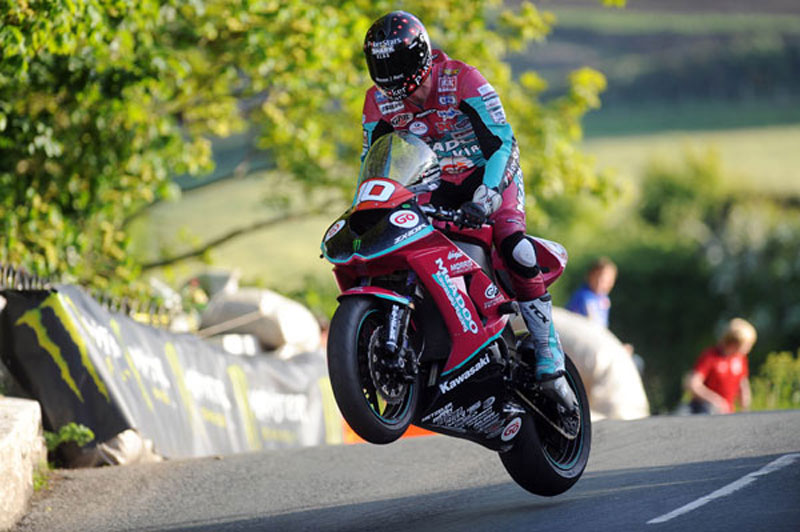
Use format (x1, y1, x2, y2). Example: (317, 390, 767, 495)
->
(518, 294, 579, 420)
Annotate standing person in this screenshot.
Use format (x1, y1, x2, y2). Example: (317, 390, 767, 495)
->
(360, 11, 577, 414)
(566, 257, 618, 329)
(687, 318, 756, 414)
(565, 257, 644, 375)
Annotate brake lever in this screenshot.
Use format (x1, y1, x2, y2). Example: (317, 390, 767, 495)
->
(421, 204, 456, 222)
(453, 209, 493, 229)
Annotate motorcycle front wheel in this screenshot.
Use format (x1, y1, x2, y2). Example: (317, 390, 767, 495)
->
(499, 355, 592, 496)
(327, 296, 421, 444)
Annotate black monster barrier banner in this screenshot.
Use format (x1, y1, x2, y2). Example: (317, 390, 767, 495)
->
(0, 286, 344, 458)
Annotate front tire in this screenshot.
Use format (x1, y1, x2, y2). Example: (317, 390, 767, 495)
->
(327, 296, 420, 444)
(499, 355, 591, 496)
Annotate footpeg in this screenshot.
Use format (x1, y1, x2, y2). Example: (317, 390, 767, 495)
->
(515, 388, 580, 441)
(498, 301, 519, 315)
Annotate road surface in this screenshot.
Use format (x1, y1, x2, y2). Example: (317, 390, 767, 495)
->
(14, 410, 800, 531)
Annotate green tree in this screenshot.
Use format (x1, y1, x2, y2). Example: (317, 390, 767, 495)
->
(2, 1, 614, 295)
(1, 0, 219, 293)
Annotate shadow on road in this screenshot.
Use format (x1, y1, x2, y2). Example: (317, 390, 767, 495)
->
(147, 454, 799, 532)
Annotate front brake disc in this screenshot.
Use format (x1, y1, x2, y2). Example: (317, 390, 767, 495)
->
(367, 326, 407, 404)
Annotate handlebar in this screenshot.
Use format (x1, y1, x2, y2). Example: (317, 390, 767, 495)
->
(419, 204, 493, 229)
(419, 204, 457, 221)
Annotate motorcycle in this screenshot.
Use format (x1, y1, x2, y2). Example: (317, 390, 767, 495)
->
(320, 132, 591, 496)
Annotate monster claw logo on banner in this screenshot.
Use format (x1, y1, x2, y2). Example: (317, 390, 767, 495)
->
(0, 285, 341, 459)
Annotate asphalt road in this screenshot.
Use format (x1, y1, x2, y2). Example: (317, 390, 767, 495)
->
(14, 411, 800, 532)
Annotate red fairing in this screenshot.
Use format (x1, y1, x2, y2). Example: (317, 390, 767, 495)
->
(332, 222, 511, 374)
(338, 286, 410, 305)
(403, 231, 510, 373)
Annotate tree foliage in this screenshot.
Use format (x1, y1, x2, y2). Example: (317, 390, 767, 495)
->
(1, 1, 612, 294)
(1, 0, 217, 291)
(751, 351, 800, 411)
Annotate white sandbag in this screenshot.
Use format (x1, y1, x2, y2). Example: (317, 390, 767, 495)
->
(199, 288, 320, 359)
(512, 308, 650, 421)
(63, 429, 162, 467)
(205, 333, 262, 356)
(188, 269, 240, 299)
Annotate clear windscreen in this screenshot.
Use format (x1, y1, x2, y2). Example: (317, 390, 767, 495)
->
(357, 132, 440, 192)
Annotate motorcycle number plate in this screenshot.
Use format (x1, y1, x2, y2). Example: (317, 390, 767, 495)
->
(356, 179, 396, 204)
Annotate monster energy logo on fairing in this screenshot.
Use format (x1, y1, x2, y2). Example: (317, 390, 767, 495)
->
(353, 239, 362, 252)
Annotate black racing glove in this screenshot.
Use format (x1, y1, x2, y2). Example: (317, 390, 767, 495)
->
(456, 201, 487, 228)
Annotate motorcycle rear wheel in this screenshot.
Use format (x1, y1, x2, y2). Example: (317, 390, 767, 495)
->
(327, 296, 420, 444)
(499, 355, 591, 496)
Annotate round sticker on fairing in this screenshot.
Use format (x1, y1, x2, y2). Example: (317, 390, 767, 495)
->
(484, 283, 499, 299)
(389, 210, 420, 229)
(324, 220, 345, 242)
(501, 417, 522, 441)
(409, 121, 428, 135)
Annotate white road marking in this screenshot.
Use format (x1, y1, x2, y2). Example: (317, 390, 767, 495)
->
(647, 453, 800, 525)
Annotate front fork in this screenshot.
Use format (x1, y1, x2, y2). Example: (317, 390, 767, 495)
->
(378, 273, 419, 382)
(383, 302, 409, 355)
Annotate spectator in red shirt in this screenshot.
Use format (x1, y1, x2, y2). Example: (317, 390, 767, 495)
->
(687, 318, 757, 414)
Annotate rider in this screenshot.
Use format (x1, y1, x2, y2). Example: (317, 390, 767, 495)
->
(360, 11, 577, 414)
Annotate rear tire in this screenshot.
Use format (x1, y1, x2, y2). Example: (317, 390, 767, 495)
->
(327, 296, 420, 444)
(499, 355, 591, 496)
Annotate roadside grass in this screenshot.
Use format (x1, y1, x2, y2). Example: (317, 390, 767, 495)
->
(33, 463, 52, 492)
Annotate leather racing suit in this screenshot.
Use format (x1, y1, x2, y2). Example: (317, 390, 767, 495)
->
(360, 49, 546, 303)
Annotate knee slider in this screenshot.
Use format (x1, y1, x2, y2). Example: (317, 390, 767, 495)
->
(500, 233, 540, 278)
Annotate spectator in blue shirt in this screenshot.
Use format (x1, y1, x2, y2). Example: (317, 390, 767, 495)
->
(566, 257, 618, 328)
(566, 257, 645, 375)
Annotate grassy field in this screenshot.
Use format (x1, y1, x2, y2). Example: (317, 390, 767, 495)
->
(584, 124, 800, 196)
(128, 174, 338, 292)
(582, 100, 800, 138)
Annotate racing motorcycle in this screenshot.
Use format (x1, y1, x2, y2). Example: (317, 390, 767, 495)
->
(320, 132, 590, 496)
